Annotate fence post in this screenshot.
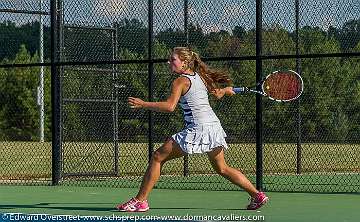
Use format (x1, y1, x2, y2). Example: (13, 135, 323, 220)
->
(38, 0, 45, 142)
(255, 0, 264, 191)
(183, 0, 189, 177)
(113, 27, 120, 176)
(148, 0, 154, 162)
(295, 0, 302, 174)
(51, 0, 62, 185)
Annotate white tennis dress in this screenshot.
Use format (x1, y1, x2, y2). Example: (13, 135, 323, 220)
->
(171, 72, 228, 154)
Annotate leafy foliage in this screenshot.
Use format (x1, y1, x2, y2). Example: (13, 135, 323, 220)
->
(0, 19, 359, 142)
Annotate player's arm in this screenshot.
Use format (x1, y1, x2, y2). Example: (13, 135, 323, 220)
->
(211, 86, 235, 100)
(128, 77, 189, 112)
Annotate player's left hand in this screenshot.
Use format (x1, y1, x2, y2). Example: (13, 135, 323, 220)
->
(128, 97, 145, 109)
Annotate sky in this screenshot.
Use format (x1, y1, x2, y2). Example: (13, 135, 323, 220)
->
(0, 0, 359, 33)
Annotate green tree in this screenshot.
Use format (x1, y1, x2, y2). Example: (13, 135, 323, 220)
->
(340, 43, 360, 141)
(232, 26, 246, 40)
(116, 18, 148, 56)
(338, 19, 360, 52)
(0, 45, 51, 140)
(298, 26, 350, 142)
(156, 28, 185, 50)
(0, 21, 50, 61)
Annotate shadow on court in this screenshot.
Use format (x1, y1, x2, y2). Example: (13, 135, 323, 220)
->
(0, 203, 247, 212)
(1, 186, 359, 222)
(0, 204, 112, 212)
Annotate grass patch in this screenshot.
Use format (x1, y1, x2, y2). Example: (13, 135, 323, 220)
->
(0, 142, 359, 192)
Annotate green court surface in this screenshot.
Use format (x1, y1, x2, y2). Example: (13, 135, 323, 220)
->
(0, 185, 359, 222)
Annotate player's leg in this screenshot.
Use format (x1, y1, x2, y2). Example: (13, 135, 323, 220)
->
(116, 138, 185, 212)
(136, 138, 185, 201)
(207, 147, 258, 196)
(207, 147, 268, 210)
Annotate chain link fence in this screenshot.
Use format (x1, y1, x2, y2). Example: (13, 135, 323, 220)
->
(0, 0, 359, 192)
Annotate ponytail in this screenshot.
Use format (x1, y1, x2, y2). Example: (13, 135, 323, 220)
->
(173, 47, 232, 92)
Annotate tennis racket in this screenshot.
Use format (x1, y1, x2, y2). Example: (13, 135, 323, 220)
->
(233, 70, 303, 102)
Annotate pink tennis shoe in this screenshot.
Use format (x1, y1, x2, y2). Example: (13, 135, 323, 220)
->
(116, 198, 149, 212)
(116, 193, 267, 212)
(247, 192, 269, 210)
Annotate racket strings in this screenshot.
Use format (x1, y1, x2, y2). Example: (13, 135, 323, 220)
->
(264, 72, 302, 100)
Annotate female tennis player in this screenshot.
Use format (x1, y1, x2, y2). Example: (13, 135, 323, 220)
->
(116, 47, 268, 212)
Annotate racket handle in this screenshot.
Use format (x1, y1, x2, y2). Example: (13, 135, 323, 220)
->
(233, 87, 248, 94)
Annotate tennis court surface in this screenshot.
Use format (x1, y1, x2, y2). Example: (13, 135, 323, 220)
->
(1, 185, 359, 222)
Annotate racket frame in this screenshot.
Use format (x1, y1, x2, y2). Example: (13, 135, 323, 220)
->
(262, 70, 303, 102)
(234, 70, 304, 102)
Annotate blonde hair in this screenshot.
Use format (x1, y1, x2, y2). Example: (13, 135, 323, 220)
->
(172, 47, 232, 92)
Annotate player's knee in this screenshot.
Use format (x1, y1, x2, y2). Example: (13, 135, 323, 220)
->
(152, 150, 167, 163)
(151, 151, 161, 162)
(214, 165, 228, 176)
